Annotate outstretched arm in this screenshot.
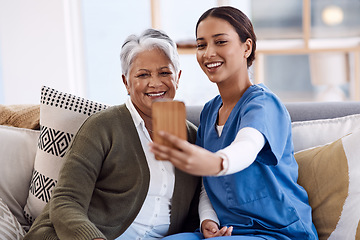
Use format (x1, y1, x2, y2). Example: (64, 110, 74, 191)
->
(149, 127, 265, 176)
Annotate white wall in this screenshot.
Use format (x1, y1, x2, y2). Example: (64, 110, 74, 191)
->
(0, 0, 85, 104)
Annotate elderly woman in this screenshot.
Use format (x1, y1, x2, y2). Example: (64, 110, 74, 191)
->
(24, 29, 200, 240)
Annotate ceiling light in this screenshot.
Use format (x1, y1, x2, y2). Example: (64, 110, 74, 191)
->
(322, 5, 344, 26)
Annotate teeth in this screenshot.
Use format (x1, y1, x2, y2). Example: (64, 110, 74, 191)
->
(207, 62, 222, 68)
(147, 92, 165, 97)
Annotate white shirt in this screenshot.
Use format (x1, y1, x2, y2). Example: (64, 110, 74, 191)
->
(117, 98, 175, 240)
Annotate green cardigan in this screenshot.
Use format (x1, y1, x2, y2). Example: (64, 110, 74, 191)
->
(24, 105, 200, 240)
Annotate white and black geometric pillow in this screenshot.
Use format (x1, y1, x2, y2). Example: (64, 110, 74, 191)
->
(0, 197, 26, 240)
(23, 86, 108, 225)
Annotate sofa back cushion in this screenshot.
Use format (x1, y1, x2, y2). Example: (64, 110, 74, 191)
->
(291, 113, 360, 152)
(0, 125, 39, 229)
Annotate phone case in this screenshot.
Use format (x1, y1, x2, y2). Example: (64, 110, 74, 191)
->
(152, 100, 187, 160)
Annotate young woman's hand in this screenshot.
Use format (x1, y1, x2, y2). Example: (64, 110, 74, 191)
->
(149, 131, 223, 176)
(202, 219, 233, 238)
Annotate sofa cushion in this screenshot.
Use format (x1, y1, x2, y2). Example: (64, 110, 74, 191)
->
(0, 197, 26, 239)
(0, 125, 39, 229)
(292, 113, 360, 152)
(23, 86, 108, 225)
(295, 129, 360, 240)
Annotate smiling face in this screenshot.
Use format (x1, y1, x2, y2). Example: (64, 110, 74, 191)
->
(196, 16, 252, 85)
(122, 48, 180, 118)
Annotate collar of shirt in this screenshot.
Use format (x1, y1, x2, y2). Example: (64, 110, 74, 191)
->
(125, 98, 152, 141)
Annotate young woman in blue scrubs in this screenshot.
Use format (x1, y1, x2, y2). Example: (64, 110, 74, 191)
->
(150, 6, 318, 240)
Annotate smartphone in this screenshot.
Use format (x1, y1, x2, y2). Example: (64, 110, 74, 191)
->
(152, 100, 187, 160)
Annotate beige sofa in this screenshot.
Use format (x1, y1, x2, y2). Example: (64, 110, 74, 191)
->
(1, 87, 360, 240)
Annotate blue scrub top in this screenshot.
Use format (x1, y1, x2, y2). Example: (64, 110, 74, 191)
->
(196, 84, 318, 240)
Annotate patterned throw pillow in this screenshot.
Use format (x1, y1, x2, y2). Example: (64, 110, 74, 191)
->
(0, 197, 26, 240)
(23, 86, 108, 225)
(295, 129, 360, 240)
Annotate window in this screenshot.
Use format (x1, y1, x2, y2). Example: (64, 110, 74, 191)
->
(311, 0, 360, 39)
(252, 0, 359, 102)
(252, 0, 303, 40)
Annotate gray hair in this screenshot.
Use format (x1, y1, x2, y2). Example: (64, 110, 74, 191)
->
(120, 29, 180, 80)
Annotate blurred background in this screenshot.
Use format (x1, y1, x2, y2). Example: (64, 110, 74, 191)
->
(0, 0, 359, 106)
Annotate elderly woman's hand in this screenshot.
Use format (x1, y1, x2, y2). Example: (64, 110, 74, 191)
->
(149, 131, 223, 176)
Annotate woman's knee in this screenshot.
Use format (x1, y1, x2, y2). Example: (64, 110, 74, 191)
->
(162, 232, 203, 240)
